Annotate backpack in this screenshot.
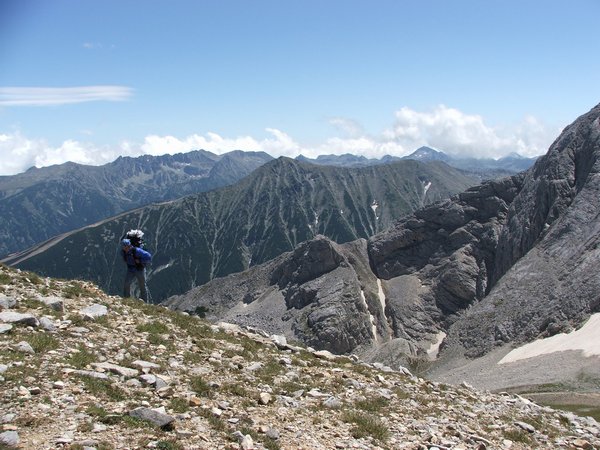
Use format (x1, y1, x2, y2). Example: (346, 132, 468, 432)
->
(122, 229, 145, 248)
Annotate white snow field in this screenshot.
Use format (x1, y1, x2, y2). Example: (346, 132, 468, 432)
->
(499, 313, 600, 364)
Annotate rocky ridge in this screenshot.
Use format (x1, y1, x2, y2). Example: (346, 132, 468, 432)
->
(1, 264, 598, 449)
(0, 150, 272, 258)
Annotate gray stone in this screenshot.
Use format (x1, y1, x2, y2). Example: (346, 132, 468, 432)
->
(240, 435, 254, 450)
(259, 392, 272, 405)
(0, 431, 19, 447)
(323, 396, 342, 409)
(246, 362, 263, 372)
(38, 295, 64, 312)
(0, 364, 7, 374)
(129, 407, 175, 429)
(15, 341, 35, 354)
(0, 311, 39, 327)
(131, 360, 161, 371)
(270, 334, 287, 347)
(92, 362, 139, 378)
(139, 374, 157, 385)
(80, 304, 108, 320)
(70, 370, 109, 380)
(154, 376, 169, 390)
(266, 427, 280, 440)
(1, 414, 15, 425)
(39, 317, 57, 332)
(514, 421, 535, 433)
(0, 324, 12, 334)
(0, 294, 16, 310)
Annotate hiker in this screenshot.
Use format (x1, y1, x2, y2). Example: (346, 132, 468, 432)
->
(121, 238, 152, 302)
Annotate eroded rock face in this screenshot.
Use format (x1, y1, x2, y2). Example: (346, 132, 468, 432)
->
(167, 236, 381, 355)
(365, 174, 524, 347)
(444, 104, 600, 357)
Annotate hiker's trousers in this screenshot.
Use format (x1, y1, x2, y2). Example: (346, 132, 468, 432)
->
(123, 269, 151, 303)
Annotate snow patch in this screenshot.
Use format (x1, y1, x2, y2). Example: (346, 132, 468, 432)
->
(427, 331, 446, 360)
(423, 181, 432, 195)
(499, 313, 600, 364)
(152, 260, 174, 275)
(377, 279, 387, 313)
(371, 200, 379, 220)
(360, 290, 378, 342)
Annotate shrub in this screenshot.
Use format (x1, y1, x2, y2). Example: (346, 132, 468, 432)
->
(341, 410, 390, 443)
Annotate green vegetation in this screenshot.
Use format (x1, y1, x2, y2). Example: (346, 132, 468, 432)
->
(255, 360, 284, 384)
(66, 346, 96, 369)
(0, 271, 11, 285)
(27, 333, 60, 353)
(354, 396, 390, 413)
(78, 375, 127, 402)
(502, 428, 533, 444)
(238, 426, 281, 450)
(341, 410, 390, 443)
(550, 404, 600, 422)
(62, 281, 97, 299)
(136, 321, 170, 335)
(190, 375, 212, 397)
(154, 441, 184, 450)
(220, 382, 251, 398)
(193, 306, 209, 318)
(168, 397, 190, 414)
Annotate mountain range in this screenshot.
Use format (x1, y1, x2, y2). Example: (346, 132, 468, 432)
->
(297, 147, 538, 178)
(165, 103, 600, 394)
(4, 158, 479, 302)
(0, 150, 273, 257)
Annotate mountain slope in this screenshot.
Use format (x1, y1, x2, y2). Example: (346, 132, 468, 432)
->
(1, 264, 596, 449)
(4, 158, 478, 302)
(165, 103, 600, 393)
(0, 150, 273, 257)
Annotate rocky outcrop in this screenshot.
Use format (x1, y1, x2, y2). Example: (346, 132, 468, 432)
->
(167, 236, 380, 354)
(441, 103, 600, 358)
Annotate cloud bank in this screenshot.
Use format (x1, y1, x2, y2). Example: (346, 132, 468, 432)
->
(0, 105, 561, 176)
(0, 86, 133, 106)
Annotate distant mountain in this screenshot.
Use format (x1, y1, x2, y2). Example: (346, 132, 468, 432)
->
(5, 157, 479, 302)
(402, 146, 451, 162)
(0, 150, 273, 257)
(296, 153, 375, 167)
(401, 146, 539, 178)
(298, 147, 538, 179)
(167, 103, 600, 393)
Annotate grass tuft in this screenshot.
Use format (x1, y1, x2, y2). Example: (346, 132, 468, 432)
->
(341, 410, 390, 443)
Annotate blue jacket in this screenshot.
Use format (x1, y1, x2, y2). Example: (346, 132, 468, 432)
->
(123, 247, 152, 272)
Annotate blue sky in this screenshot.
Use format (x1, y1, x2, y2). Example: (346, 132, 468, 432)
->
(0, 0, 599, 175)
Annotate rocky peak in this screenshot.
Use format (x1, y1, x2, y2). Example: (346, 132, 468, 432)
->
(270, 235, 347, 289)
(1, 264, 598, 449)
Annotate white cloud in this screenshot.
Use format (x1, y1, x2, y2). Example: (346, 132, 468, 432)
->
(0, 86, 133, 106)
(139, 128, 301, 158)
(328, 117, 365, 138)
(0, 105, 560, 176)
(382, 105, 559, 159)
